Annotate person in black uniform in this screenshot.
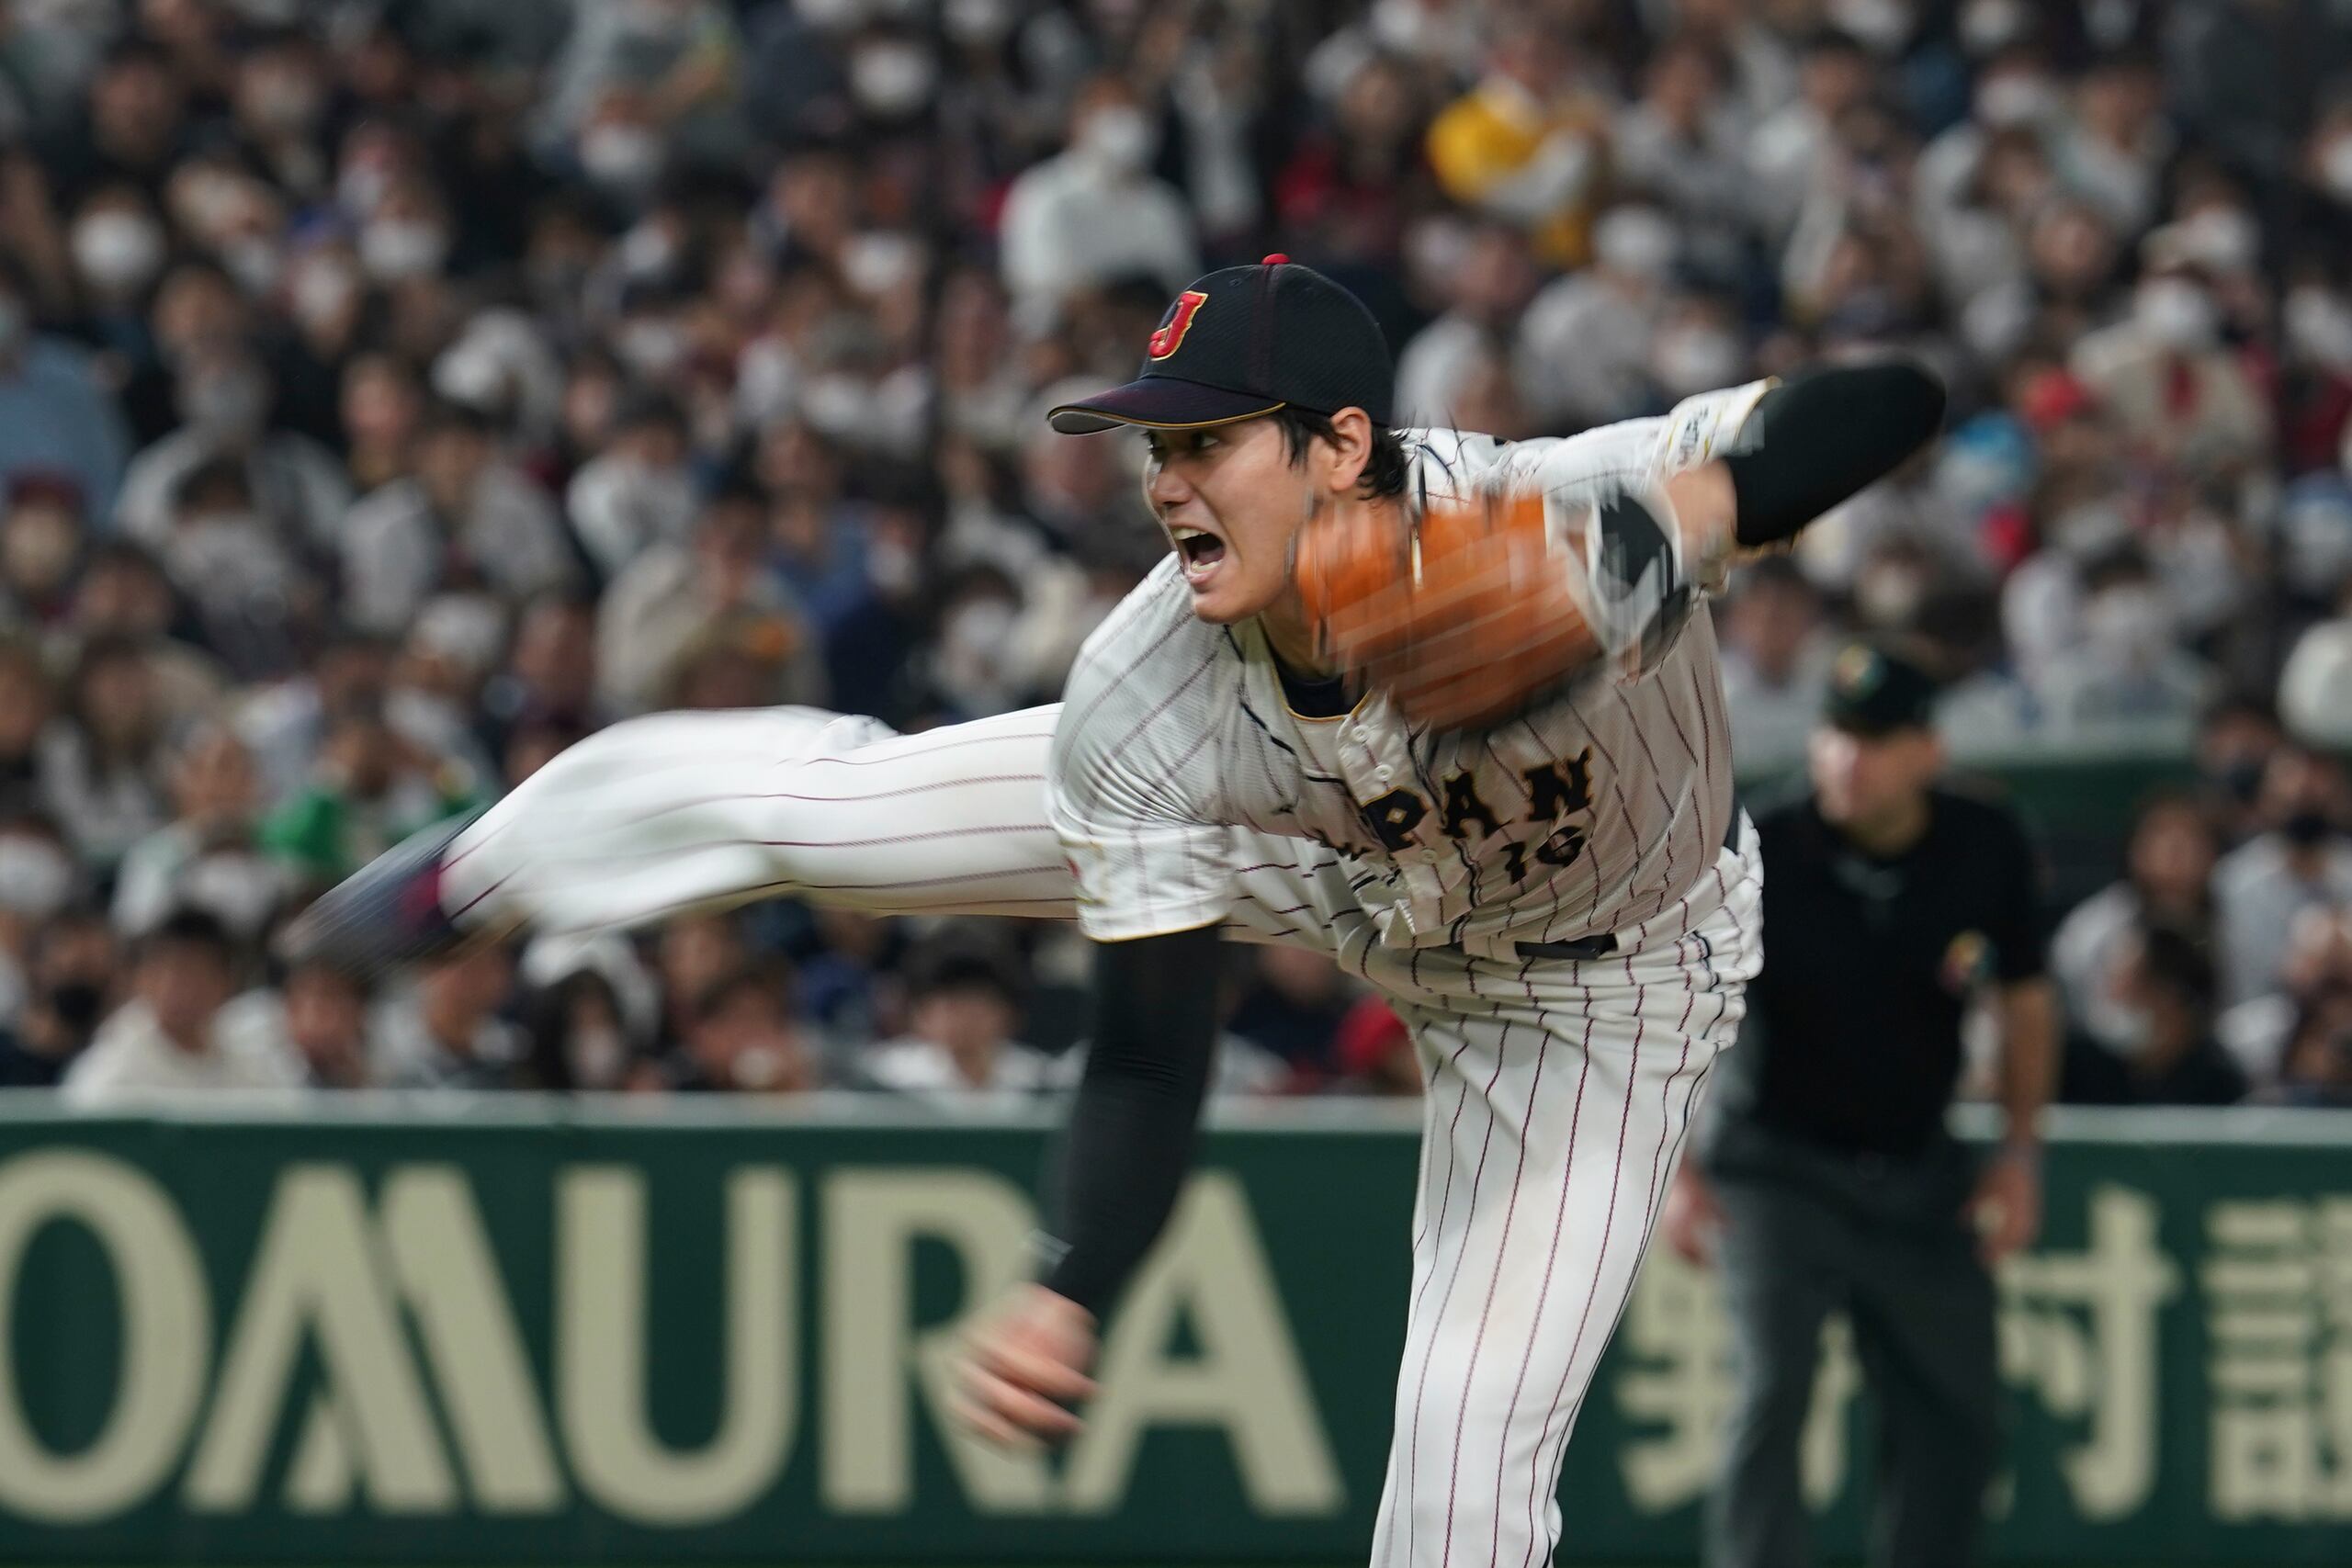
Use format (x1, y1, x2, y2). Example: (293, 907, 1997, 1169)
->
(1664, 639, 2057, 1568)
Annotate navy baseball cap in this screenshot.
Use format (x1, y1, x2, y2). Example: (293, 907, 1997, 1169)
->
(1823, 641, 1941, 738)
(1047, 255, 1395, 434)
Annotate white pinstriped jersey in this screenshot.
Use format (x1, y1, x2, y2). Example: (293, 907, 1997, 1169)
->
(1047, 386, 1771, 955)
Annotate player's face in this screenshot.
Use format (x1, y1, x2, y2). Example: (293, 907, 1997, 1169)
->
(1809, 724, 1941, 829)
(1140, 417, 1320, 625)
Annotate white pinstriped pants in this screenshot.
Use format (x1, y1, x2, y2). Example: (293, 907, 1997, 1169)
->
(439, 704, 1761, 1567)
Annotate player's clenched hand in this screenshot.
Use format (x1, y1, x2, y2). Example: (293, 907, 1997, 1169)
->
(1967, 1146, 2041, 1264)
(1661, 1162, 1724, 1267)
(950, 1284, 1099, 1450)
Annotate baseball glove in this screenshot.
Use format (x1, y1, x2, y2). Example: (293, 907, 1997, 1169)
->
(1293, 480, 1697, 732)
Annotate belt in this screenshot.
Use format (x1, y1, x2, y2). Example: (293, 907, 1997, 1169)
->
(1512, 807, 1744, 965)
(1516, 932, 1618, 963)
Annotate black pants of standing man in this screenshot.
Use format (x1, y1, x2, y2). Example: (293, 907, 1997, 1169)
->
(1702, 1120, 2003, 1568)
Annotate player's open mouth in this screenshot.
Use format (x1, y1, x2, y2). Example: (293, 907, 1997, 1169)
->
(1170, 525, 1227, 584)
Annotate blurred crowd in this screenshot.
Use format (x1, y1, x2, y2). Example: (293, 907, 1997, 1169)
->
(0, 0, 2348, 1105)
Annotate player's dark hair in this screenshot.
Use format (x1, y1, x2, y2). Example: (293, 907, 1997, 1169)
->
(1272, 408, 1410, 502)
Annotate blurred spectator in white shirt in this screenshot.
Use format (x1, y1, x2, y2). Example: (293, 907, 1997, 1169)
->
(1719, 557, 1832, 775)
(2052, 792, 2222, 1055)
(597, 479, 827, 717)
(2072, 239, 2269, 480)
(343, 400, 580, 638)
(567, 391, 700, 582)
(2214, 744, 2352, 1007)
(655, 959, 820, 1095)
(41, 633, 172, 874)
(63, 909, 300, 1101)
(1392, 220, 1539, 429)
(215, 955, 381, 1091)
(112, 719, 286, 945)
(1000, 75, 1201, 333)
(1613, 37, 1751, 286)
(1747, 28, 1873, 240)
(2033, 546, 2218, 747)
(864, 931, 1055, 1108)
(1521, 204, 1679, 429)
(116, 340, 348, 556)
(372, 943, 527, 1091)
(2281, 576, 2352, 751)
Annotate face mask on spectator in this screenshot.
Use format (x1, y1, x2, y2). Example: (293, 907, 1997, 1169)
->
(945, 0, 1018, 44)
(1854, 562, 1925, 626)
(867, 532, 919, 595)
(796, 0, 867, 28)
(2289, 287, 2352, 372)
(2083, 584, 2172, 662)
(571, 1022, 628, 1089)
(2181, 208, 2259, 276)
(221, 236, 283, 297)
(290, 257, 359, 330)
(1370, 0, 1440, 52)
(180, 851, 281, 939)
(2324, 137, 2352, 204)
(0, 836, 74, 918)
(1959, 0, 2028, 54)
(2049, 501, 2132, 560)
(2282, 808, 2339, 850)
(180, 369, 268, 439)
(1828, 0, 1910, 53)
(360, 219, 448, 283)
(1594, 207, 1677, 281)
(842, 231, 921, 297)
(800, 373, 878, 438)
(2135, 277, 2216, 351)
(250, 73, 322, 134)
(616, 319, 688, 381)
(1976, 73, 2058, 130)
(582, 123, 664, 193)
(72, 211, 165, 294)
(1081, 106, 1157, 175)
(850, 42, 937, 118)
(337, 160, 391, 219)
(613, 458, 698, 537)
(1652, 324, 1742, 398)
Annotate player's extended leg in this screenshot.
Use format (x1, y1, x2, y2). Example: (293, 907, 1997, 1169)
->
(293, 701, 1350, 970)
(438, 705, 1074, 934)
(1364, 829, 1761, 1568)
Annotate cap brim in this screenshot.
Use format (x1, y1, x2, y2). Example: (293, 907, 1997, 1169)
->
(1046, 378, 1286, 434)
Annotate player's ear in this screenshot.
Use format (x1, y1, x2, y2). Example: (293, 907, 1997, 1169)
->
(1321, 407, 1374, 495)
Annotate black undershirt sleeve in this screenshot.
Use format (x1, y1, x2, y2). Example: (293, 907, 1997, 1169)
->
(1724, 360, 1948, 548)
(1037, 923, 1223, 1316)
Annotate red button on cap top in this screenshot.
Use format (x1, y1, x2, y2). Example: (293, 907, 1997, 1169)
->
(1262, 253, 1290, 265)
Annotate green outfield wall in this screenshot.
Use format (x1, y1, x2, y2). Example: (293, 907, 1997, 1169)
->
(0, 1095, 2346, 1564)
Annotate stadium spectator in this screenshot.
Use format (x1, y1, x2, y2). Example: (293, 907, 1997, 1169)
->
(371, 942, 526, 1091)
(0, 257, 129, 521)
(999, 74, 1201, 332)
(1426, 10, 1609, 267)
(2062, 919, 2246, 1106)
(0, 906, 116, 1089)
(63, 908, 297, 1101)
(863, 930, 1053, 1107)
(1720, 556, 1833, 774)
(659, 959, 819, 1095)
(111, 717, 284, 943)
(2052, 791, 2222, 1056)
(2213, 744, 2352, 1007)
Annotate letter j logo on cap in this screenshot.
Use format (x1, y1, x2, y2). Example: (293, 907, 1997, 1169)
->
(1148, 291, 1209, 360)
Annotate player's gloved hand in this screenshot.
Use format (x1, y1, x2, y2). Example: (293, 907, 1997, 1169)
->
(1295, 471, 1713, 732)
(950, 1283, 1099, 1450)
